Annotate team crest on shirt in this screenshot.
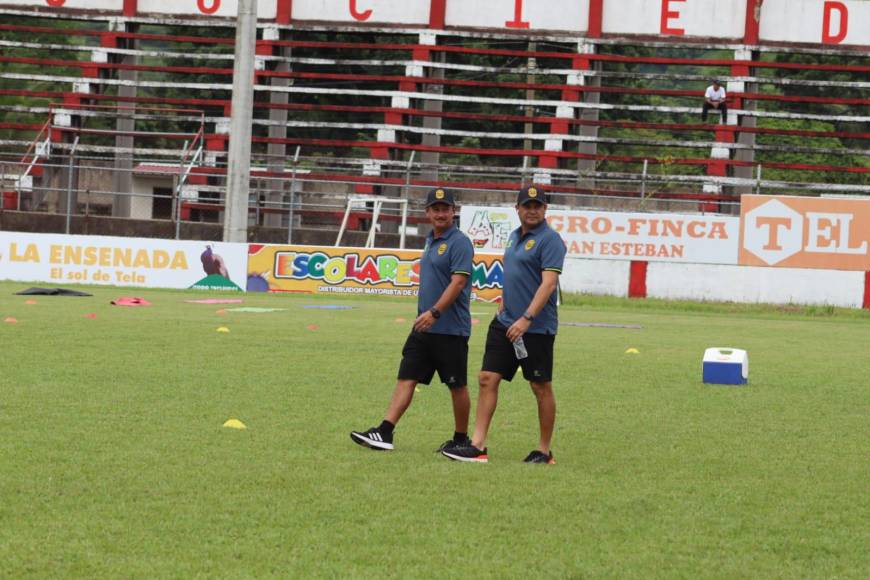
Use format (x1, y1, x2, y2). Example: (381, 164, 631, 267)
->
(438, 243, 448, 255)
(525, 239, 536, 251)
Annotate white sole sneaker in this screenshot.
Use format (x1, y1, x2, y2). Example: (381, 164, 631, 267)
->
(350, 431, 394, 451)
(440, 450, 488, 463)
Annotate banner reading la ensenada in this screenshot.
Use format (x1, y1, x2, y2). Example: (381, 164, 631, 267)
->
(461, 206, 739, 265)
(0, 232, 248, 290)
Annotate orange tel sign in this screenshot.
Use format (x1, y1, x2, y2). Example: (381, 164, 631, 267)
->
(739, 195, 870, 271)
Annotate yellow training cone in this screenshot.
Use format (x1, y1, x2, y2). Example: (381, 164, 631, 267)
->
(216, 326, 230, 333)
(223, 419, 247, 429)
(625, 347, 640, 354)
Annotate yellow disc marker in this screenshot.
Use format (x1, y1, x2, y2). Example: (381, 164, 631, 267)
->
(216, 326, 230, 333)
(625, 347, 640, 354)
(223, 419, 247, 429)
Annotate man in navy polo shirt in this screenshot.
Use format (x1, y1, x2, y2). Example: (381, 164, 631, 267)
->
(351, 188, 475, 453)
(442, 186, 566, 464)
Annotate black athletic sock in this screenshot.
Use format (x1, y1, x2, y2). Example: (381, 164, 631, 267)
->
(453, 431, 468, 442)
(379, 420, 395, 435)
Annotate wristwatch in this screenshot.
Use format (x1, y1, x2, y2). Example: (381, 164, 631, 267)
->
(523, 311, 534, 321)
(430, 307, 441, 319)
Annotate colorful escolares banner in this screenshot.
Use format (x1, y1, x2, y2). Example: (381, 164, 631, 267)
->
(246, 244, 504, 302)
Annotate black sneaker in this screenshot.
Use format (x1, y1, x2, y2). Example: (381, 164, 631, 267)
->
(441, 444, 488, 463)
(350, 427, 394, 451)
(523, 450, 555, 464)
(435, 435, 472, 453)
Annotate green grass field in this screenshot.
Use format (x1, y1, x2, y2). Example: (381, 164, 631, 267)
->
(1, 281, 868, 578)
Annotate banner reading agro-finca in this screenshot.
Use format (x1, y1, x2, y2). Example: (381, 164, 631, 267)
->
(0, 232, 247, 290)
(246, 244, 504, 302)
(460, 205, 739, 265)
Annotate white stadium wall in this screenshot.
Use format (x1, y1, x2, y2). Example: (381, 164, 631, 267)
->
(644, 262, 865, 308)
(557, 258, 864, 308)
(562, 257, 631, 298)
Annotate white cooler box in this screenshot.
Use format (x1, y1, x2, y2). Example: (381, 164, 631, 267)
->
(702, 348, 748, 385)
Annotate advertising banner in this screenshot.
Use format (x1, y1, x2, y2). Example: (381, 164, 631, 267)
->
(246, 244, 504, 302)
(445, 0, 588, 33)
(760, 0, 870, 47)
(602, 0, 746, 39)
(460, 205, 739, 265)
(0, 0, 123, 10)
(292, 0, 430, 25)
(0, 232, 248, 290)
(0, 0, 280, 18)
(739, 195, 870, 271)
(137, 0, 278, 19)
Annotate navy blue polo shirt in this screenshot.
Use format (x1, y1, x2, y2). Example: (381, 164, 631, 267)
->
(419, 225, 474, 336)
(497, 221, 566, 335)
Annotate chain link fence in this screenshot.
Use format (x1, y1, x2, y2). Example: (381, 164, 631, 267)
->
(8, 146, 867, 247)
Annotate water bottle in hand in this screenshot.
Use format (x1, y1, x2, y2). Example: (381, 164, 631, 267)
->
(513, 336, 528, 360)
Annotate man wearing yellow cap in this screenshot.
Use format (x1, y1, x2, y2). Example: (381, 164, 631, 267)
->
(351, 188, 475, 453)
(442, 186, 565, 464)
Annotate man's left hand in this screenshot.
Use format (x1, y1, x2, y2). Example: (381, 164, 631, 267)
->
(506, 317, 531, 342)
(413, 311, 436, 332)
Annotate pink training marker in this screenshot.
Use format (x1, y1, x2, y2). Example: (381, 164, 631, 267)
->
(24, 300, 37, 305)
(472, 318, 480, 325)
(306, 324, 319, 331)
(394, 317, 406, 323)
(84, 313, 98, 319)
(4, 317, 18, 324)
(111, 297, 152, 306)
(215, 309, 227, 315)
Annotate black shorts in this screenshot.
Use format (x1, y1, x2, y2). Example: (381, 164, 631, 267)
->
(398, 331, 469, 388)
(481, 318, 555, 383)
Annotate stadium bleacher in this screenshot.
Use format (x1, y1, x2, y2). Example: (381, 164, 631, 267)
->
(0, 0, 867, 244)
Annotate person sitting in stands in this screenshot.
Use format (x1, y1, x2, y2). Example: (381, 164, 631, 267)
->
(702, 80, 727, 123)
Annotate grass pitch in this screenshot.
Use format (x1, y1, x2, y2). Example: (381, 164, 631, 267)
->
(1, 282, 868, 578)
